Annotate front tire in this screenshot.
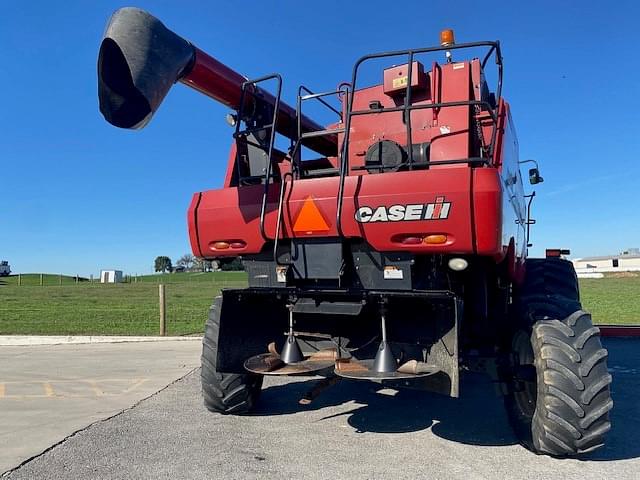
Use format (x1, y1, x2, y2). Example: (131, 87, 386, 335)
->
(201, 297, 263, 414)
(532, 311, 612, 455)
(506, 259, 613, 456)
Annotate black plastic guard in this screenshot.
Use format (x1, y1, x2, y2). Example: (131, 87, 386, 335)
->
(213, 288, 461, 398)
(215, 289, 288, 373)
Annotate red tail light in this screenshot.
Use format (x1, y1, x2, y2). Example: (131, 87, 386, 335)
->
(399, 236, 423, 245)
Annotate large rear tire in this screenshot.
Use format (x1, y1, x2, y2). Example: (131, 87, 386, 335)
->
(517, 258, 580, 304)
(201, 297, 263, 414)
(506, 259, 613, 456)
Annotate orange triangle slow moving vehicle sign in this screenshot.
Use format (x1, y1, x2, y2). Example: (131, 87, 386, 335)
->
(293, 196, 330, 234)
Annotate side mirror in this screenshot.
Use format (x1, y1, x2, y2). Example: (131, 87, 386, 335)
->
(528, 167, 544, 185)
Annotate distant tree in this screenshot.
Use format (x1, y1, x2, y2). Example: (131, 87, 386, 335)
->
(219, 257, 244, 271)
(193, 257, 204, 272)
(177, 254, 195, 271)
(154, 256, 173, 273)
(193, 257, 213, 272)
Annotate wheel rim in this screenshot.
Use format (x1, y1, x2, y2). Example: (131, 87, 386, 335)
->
(511, 331, 536, 419)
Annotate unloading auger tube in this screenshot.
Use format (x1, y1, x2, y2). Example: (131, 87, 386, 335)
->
(97, 7, 336, 157)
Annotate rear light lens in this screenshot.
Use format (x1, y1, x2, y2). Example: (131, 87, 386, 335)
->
(210, 240, 247, 251)
(400, 236, 424, 245)
(423, 234, 447, 245)
(546, 248, 570, 258)
(397, 234, 448, 245)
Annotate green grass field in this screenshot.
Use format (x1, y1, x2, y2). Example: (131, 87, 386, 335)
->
(0, 273, 91, 286)
(0, 272, 247, 336)
(579, 275, 640, 326)
(0, 272, 638, 335)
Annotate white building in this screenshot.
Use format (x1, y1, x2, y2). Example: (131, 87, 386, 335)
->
(100, 270, 123, 283)
(572, 248, 640, 276)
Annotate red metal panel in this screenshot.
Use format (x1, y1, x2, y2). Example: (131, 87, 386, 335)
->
(188, 56, 512, 263)
(342, 61, 472, 172)
(429, 62, 470, 165)
(383, 62, 426, 96)
(191, 168, 475, 257)
(472, 168, 503, 258)
(344, 84, 431, 173)
(222, 143, 237, 188)
(187, 193, 203, 258)
(599, 326, 640, 337)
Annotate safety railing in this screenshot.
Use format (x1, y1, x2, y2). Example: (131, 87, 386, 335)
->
(336, 41, 503, 236)
(233, 73, 282, 242)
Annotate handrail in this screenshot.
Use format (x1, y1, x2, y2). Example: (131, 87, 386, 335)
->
(336, 40, 503, 237)
(234, 73, 282, 242)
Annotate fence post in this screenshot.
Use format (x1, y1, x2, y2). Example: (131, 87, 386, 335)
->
(18, 274, 21, 286)
(59, 274, 62, 285)
(90, 274, 93, 284)
(40, 274, 43, 286)
(75, 275, 78, 284)
(159, 284, 166, 336)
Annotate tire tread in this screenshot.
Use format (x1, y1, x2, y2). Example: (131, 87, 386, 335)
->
(506, 258, 612, 456)
(200, 297, 263, 414)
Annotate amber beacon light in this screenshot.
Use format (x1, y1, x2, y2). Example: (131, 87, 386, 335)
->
(440, 29, 455, 46)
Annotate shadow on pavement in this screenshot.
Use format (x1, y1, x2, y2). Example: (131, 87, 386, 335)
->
(256, 371, 516, 446)
(254, 337, 640, 459)
(581, 338, 640, 461)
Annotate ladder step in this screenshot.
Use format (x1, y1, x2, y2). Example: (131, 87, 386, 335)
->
(301, 167, 339, 178)
(300, 127, 345, 140)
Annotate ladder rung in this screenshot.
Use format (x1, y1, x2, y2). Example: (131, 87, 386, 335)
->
(301, 168, 339, 178)
(300, 128, 345, 140)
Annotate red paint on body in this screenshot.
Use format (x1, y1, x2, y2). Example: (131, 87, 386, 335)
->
(185, 56, 527, 281)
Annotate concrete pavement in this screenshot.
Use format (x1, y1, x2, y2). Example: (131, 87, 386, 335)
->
(3, 338, 638, 479)
(0, 341, 201, 474)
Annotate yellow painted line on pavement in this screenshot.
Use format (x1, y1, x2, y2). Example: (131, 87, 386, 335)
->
(43, 382, 55, 397)
(87, 380, 104, 397)
(0, 378, 151, 400)
(122, 378, 149, 394)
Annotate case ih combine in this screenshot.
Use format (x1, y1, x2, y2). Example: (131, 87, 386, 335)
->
(98, 8, 613, 456)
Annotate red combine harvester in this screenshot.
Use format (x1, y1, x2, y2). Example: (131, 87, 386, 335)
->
(98, 8, 614, 456)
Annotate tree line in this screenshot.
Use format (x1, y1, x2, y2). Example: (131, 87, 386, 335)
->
(154, 255, 243, 273)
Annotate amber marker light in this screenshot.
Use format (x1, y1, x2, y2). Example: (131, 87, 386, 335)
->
(212, 241, 230, 250)
(423, 234, 448, 245)
(440, 29, 455, 46)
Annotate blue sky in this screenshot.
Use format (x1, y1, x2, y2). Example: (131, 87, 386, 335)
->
(1, 1, 638, 276)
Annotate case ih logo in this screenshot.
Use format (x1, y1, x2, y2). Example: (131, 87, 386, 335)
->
(355, 196, 451, 223)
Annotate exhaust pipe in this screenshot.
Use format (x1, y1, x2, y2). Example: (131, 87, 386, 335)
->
(97, 7, 337, 155)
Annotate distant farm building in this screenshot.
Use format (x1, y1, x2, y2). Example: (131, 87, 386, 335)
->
(100, 270, 123, 283)
(572, 248, 640, 277)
